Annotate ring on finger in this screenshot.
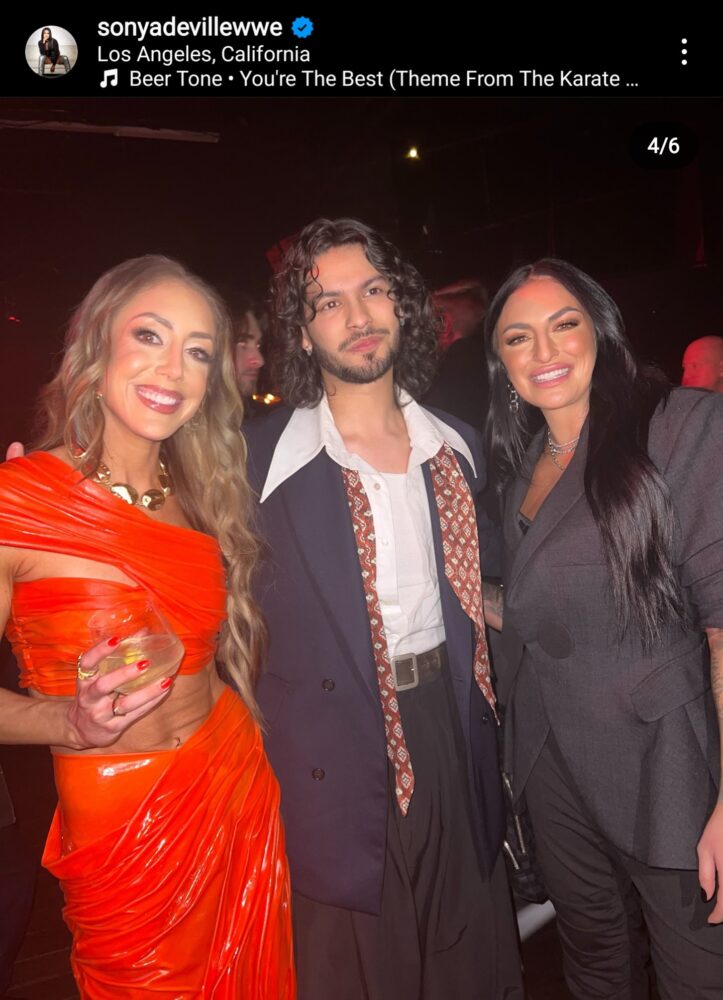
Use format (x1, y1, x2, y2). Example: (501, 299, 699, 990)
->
(76, 652, 98, 681)
(111, 695, 126, 718)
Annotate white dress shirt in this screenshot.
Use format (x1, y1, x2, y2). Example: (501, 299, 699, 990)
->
(261, 391, 477, 660)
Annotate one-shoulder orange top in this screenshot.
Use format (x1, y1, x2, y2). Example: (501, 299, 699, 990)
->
(0, 453, 227, 695)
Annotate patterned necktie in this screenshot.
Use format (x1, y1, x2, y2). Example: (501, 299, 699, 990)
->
(342, 442, 495, 815)
(428, 443, 496, 711)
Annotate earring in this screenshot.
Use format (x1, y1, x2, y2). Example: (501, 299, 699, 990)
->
(184, 401, 205, 433)
(302, 344, 313, 357)
(507, 382, 519, 413)
(94, 390, 103, 401)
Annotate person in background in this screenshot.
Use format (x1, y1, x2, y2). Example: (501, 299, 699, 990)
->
(424, 280, 490, 435)
(681, 334, 723, 392)
(233, 305, 266, 400)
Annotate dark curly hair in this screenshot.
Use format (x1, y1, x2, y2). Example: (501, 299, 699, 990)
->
(272, 217, 440, 406)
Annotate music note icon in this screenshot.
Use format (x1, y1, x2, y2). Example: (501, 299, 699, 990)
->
(100, 68, 118, 88)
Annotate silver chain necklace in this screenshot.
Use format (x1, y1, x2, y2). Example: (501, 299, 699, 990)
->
(546, 429, 580, 472)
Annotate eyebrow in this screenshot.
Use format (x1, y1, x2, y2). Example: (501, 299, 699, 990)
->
(500, 305, 582, 335)
(314, 275, 387, 301)
(130, 311, 215, 341)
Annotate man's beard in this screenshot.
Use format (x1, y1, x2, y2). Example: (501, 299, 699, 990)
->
(239, 373, 258, 399)
(314, 328, 400, 385)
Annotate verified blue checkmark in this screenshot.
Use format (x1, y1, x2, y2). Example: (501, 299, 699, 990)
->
(291, 16, 314, 39)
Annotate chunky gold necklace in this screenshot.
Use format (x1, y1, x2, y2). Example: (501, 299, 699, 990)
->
(92, 457, 174, 511)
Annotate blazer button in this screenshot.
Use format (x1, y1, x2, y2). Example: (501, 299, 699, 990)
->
(311, 768, 325, 781)
(321, 679, 335, 692)
(481, 713, 490, 724)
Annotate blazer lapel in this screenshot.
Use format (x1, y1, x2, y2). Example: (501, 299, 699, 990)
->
(502, 429, 543, 570)
(277, 451, 380, 704)
(506, 422, 588, 592)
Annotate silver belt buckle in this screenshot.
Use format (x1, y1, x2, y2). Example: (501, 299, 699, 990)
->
(391, 652, 419, 692)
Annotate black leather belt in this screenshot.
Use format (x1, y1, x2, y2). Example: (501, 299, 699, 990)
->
(390, 642, 446, 692)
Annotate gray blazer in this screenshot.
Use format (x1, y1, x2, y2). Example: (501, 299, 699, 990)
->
(498, 388, 723, 870)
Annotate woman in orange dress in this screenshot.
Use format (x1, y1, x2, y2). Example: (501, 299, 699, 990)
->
(0, 256, 295, 998)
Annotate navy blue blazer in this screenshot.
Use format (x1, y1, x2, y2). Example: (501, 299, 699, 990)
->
(244, 405, 504, 913)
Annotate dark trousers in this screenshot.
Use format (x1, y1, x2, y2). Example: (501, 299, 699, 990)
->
(525, 736, 723, 1000)
(293, 666, 524, 999)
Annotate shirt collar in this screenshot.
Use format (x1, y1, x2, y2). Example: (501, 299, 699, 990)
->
(260, 389, 476, 502)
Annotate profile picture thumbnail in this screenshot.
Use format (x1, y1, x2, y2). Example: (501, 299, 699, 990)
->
(26, 26, 78, 78)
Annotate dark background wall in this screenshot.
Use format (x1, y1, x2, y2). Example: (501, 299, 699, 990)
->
(1, 96, 720, 447)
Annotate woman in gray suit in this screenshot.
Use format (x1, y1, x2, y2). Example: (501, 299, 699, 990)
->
(484, 259, 723, 999)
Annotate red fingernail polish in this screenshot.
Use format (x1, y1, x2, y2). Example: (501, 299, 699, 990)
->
(160, 677, 173, 690)
(108, 636, 121, 647)
(137, 659, 150, 670)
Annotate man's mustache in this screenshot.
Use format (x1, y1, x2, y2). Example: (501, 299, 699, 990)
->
(338, 327, 389, 352)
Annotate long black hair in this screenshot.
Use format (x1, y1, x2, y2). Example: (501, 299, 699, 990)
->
(485, 258, 685, 646)
(272, 217, 439, 406)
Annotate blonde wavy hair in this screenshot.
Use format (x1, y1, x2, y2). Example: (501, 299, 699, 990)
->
(34, 255, 266, 719)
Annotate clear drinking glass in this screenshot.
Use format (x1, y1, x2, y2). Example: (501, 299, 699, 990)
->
(88, 600, 184, 694)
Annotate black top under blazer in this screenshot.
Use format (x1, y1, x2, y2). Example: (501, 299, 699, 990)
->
(37, 38, 60, 59)
(498, 388, 723, 870)
(244, 404, 504, 913)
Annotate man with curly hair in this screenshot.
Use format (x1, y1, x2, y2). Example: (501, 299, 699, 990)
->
(244, 218, 522, 999)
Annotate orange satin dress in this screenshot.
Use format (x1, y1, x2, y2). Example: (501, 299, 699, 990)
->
(0, 453, 295, 998)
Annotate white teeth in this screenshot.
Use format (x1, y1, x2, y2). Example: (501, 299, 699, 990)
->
(532, 368, 569, 383)
(137, 388, 180, 406)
